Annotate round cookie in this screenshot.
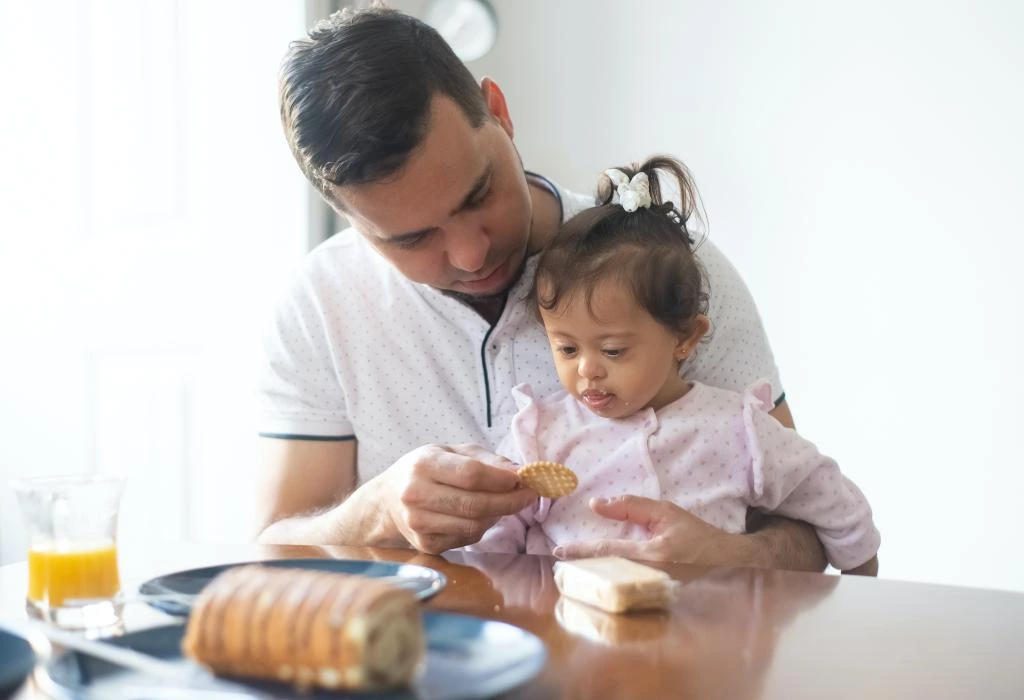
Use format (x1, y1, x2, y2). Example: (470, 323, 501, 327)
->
(517, 461, 578, 498)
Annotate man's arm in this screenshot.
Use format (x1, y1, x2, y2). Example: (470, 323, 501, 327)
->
(768, 399, 795, 429)
(555, 495, 828, 572)
(740, 514, 827, 572)
(843, 555, 879, 576)
(751, 398, 829, 571)
(254, 438, 400, 546)
(254, 437, 538, 553)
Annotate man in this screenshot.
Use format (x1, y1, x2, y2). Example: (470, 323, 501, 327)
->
(255, 6, 827, 571)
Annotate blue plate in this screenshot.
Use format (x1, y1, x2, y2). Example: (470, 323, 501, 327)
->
(139, 559, 447, 616)
(0, 628, 35, 697)
(41, 612, 546, 699)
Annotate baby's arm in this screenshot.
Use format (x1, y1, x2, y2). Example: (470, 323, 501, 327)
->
(746, 410, 881, 573)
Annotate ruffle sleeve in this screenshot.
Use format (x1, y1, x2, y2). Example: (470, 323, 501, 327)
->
(741, 380, 881, 570)
(740, 379, 775, 500)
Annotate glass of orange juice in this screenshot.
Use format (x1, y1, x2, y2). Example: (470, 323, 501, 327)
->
(13, 474, 126, 629)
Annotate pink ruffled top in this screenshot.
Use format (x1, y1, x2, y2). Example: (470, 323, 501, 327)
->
(470, 381, 880, 570)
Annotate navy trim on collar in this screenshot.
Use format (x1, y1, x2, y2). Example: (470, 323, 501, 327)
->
(524, 170, 564, 223)
(258, 432, 356, 442)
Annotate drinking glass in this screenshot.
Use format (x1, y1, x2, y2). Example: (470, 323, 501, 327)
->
(13, 474, 126, 629)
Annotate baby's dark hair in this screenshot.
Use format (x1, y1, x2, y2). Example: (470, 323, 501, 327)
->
(532, 155, 709, 335)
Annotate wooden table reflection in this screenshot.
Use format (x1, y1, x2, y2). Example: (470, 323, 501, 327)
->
(3, 543, 1024, 699)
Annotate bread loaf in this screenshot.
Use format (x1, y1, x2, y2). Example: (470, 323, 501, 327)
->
(181, 565, 424, 691)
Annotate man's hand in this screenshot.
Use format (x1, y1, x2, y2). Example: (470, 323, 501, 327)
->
(380, 443, 538, 554)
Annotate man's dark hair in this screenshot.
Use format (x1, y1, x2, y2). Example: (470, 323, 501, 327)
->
(278, 7, 490, 204)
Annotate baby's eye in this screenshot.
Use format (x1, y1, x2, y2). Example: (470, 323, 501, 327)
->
(602, 348, 625, 358)
(557, 345, 578, 357)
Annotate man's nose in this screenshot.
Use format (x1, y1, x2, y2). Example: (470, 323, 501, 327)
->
(445, 224, 489, 273)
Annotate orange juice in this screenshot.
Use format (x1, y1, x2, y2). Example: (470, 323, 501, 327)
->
(27, 544, 121, 607)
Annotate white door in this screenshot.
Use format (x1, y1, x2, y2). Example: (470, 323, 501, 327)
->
(0, 0, 310, 563)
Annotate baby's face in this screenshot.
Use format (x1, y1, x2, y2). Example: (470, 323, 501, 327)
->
(539, 280, 692, 419)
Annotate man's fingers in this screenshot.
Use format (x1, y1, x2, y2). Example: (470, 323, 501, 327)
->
(410, 481, 537, 520)
(402, 510, 493, 552)
(588, 494, 674, 529)
(449, 443, 519, 469)
(427, 447, 521, 493)
(553, 538, 645, 561)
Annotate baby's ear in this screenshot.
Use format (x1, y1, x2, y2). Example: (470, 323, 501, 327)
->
(675, 314, 710, 360)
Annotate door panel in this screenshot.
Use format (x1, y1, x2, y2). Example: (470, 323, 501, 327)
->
(0, 0, 309, 564)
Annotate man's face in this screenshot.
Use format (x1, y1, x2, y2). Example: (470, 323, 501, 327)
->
(334, 94, 533, 298)
(539, 279, 692, 419)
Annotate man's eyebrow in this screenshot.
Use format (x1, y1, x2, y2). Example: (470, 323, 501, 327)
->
(382, 166, 492, 244)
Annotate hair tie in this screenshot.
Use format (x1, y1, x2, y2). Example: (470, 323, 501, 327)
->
(603, 169, 652, 212)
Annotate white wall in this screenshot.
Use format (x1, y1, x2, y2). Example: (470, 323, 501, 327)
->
(466, 0, 1024, 591)
(0, 1, 309, 562)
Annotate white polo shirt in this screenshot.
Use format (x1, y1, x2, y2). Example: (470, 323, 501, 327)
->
(258, 176, 783, 486)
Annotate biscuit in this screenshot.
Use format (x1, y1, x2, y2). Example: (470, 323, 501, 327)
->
(554, 556, 674, 613)
(517, 461, 578, 498)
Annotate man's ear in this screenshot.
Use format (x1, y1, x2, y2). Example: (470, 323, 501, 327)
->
(480, 77, 514, 138)
(675, 314, 711, 361)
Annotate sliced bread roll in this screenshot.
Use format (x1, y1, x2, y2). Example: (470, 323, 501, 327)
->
(181, 564, 424, 691)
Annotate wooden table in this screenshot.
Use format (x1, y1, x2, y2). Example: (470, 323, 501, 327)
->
(2, 543, 1023, 699)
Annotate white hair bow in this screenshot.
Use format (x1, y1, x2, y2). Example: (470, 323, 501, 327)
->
(604, 169, 652, 212)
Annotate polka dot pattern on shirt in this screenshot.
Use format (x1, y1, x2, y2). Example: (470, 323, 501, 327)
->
(258, 183, 785, 490)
